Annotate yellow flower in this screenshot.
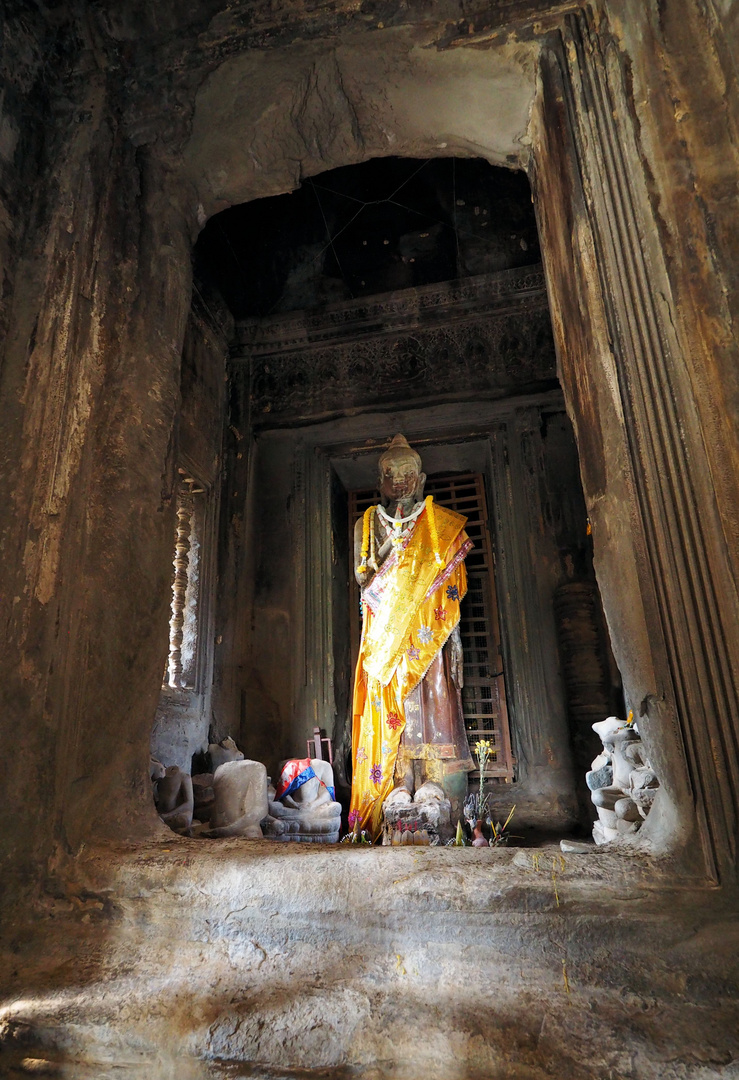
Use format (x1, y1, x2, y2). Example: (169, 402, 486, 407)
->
(357, 504, 375, 574)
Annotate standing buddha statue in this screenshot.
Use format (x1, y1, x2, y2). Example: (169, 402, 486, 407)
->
(349, 434, 474, 839)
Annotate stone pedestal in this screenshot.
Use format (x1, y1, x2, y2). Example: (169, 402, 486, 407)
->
(382, 781, 453, 845)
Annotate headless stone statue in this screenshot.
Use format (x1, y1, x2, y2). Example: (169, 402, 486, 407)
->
(152, 760, 194, 833)
(350, 434, 474, 838)
(207, 759, 268, 838)
(263, 758, 342, 843)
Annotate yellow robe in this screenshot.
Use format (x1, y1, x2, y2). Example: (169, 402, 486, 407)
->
(349, 503, 471, 838)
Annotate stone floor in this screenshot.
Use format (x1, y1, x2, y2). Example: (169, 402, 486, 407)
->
(1, 839, 737, 1079)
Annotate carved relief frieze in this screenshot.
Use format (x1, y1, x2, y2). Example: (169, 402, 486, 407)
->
(232, 266, 556, 423)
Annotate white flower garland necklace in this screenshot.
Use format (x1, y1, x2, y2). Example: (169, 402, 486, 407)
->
(375, 502, 425, 527)
(377, 501, 424, 554)
(357, 496, 443, 574)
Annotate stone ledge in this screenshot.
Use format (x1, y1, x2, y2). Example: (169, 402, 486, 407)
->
(1, 841, 736, 1080)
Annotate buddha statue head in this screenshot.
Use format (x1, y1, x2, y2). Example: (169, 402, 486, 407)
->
(378, 434, 426, 508)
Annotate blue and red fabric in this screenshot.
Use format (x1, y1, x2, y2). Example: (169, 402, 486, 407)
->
(275, 757, 335, 802)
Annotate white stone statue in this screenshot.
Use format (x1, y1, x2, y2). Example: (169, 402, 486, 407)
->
(588, 717, 659, 844)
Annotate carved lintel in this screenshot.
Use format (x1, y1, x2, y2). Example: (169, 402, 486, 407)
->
(231, 267, 557, 424)
(233, 266, 549, 357)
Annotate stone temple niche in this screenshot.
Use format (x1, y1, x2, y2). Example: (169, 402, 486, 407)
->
(5, 5, 739, 1074)
(153, 156, 625, 844)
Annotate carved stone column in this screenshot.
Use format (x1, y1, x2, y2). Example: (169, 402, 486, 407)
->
(537, 10, 739, 880)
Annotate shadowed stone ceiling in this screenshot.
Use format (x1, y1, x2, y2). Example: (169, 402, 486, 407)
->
(195, 156, 541, 317)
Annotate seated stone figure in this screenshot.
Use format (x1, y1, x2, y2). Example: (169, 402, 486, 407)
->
(152, 759, 194, 833)
(206, 759, 269, 838)
(588, 716, 659, 844)
(263, 757, 342, 843)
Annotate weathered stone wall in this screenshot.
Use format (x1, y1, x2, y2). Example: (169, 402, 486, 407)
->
(0, 8, 46, 360)
(612, 0, 739, 879)
(179, 296, 231, 489)
(209, 360, 253, 745)
(0, 31, 194, 879)
(530, 33, 677, 847)
(614, 0, 739, 534)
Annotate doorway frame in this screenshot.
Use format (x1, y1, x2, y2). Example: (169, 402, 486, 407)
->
(245, 391, 585, 831)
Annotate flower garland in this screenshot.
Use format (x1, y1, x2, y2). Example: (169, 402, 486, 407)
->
(357, 496, 443, 573)
(376, 501, 426, 557)
(376, 503, 425, 527)
(357, 504, 378, 574)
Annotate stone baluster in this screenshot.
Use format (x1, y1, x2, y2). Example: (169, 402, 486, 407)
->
(168, 488, 193, 688)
